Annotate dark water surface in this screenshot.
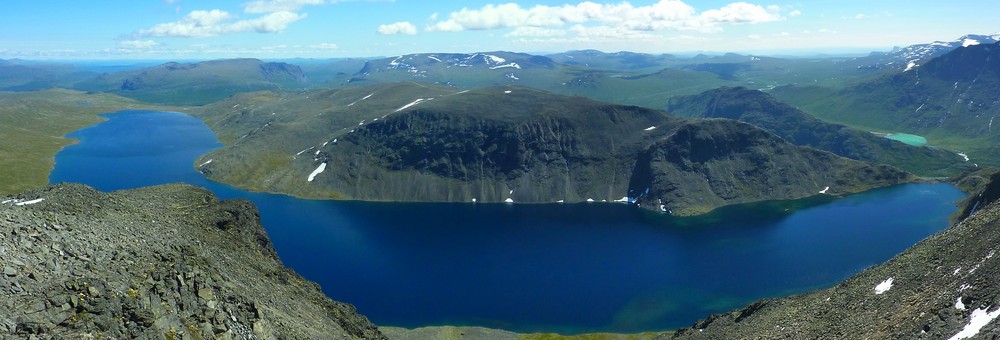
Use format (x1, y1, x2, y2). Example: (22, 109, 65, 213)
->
(51, 110, 965, 334)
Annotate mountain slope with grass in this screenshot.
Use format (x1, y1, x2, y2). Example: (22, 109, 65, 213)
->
(0, 89, 165, 195)
(190, 83, 910, 215)
(666, 86, 966, 176)
(774, 42, 1000, 166)
(74, 58, 309, 105)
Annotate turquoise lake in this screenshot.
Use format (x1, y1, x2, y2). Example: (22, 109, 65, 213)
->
(50, 110, 965, 334)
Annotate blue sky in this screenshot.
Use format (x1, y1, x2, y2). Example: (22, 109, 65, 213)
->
(1, 0, 997, 59)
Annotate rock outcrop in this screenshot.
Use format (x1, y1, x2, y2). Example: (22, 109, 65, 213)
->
(0, 183, 384, 339)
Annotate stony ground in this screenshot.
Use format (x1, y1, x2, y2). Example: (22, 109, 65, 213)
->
(0, 183, 384, 339)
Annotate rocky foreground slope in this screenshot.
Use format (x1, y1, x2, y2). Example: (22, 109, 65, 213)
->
(665, 169, 1000, 339)
(0, 183, 383, 339)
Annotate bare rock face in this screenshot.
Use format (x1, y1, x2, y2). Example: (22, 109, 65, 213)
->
(0, 183, 384, 339)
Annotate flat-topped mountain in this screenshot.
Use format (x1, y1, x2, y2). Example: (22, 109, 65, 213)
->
(346, 51, 556, 88)
(546, 50, 677, 72)
(667, 86, 965, 176)
(0, 183, 383, 339)
(75, 58, 309, 105)
(190, 82, 910, 215)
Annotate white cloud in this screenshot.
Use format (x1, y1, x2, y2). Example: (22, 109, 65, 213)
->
(164, 0, 179, 4)
(789, 9, 801, 17)
(243, 0, 325, 14)
(700, 2, 782, 24)
(120, 40, 160, 48)
(505, 27, 567, 38)
(138, 9, 306, 37)
(376, 21, 418, 35)
(747, 34, 761, 39)
(311, 42, 339, 49)
(426, 1, 785, 34)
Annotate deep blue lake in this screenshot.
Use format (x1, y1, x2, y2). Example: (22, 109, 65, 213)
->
(51, 110, 965, 334)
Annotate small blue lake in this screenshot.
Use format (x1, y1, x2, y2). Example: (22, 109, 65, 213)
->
(51, 110, 965, 334)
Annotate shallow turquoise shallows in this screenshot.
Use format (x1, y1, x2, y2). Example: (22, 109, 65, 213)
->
(885, 133, 929, 147)
(51, 110, 964, 334)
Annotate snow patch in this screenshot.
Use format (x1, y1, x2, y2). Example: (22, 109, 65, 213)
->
(956, 297, 966, 310)
(949, 307, 1000, 340)
(819, 186, 830, 194)
(199, 159, 213, 167)
(644, 126, 657, 131)
(490, 63, 521, 70)
(485, 54, 505, 64)
(295, 147, 314, 156)
(504, 90, 512, 94)
(428, 55, 442, 62)
(962, 38, 981, 48)
(613, 196, 629, 203)
(15, 198, 45, 206)
(307, 163, 327, 182)
(504, 198, 514, 203)
(348, 92, 376, 107)
(586, 198, 595, 202)
(471, 198, 477, 203)
(556, 200, 564, 203)
(904, 61, 918, 72)
(958, 153, 970, 162)
(395, 98, 428, 112)
(874, 277, 893, 295)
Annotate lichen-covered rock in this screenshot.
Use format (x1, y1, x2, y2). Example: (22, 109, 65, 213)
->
(0, 183, 384, 339)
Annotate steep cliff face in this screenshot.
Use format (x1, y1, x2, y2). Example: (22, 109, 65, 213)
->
(306, 88, 675, 204)
(629, 119, 911, 215)
(663, 169, 1000, 339)
(0, 183, 383, 339)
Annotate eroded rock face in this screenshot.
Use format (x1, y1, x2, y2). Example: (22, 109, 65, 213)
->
(0, 183, 384, 339)
(664, 169, 1000, 339)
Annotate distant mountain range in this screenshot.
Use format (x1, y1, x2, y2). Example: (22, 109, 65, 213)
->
(774, 41, 1000, 166)
(190, 83, 910, 215)
(857, 33, 1000, 72)
(74, 58, 309, 105)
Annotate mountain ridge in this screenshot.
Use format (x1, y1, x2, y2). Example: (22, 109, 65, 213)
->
(190, 83, 911, 216)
